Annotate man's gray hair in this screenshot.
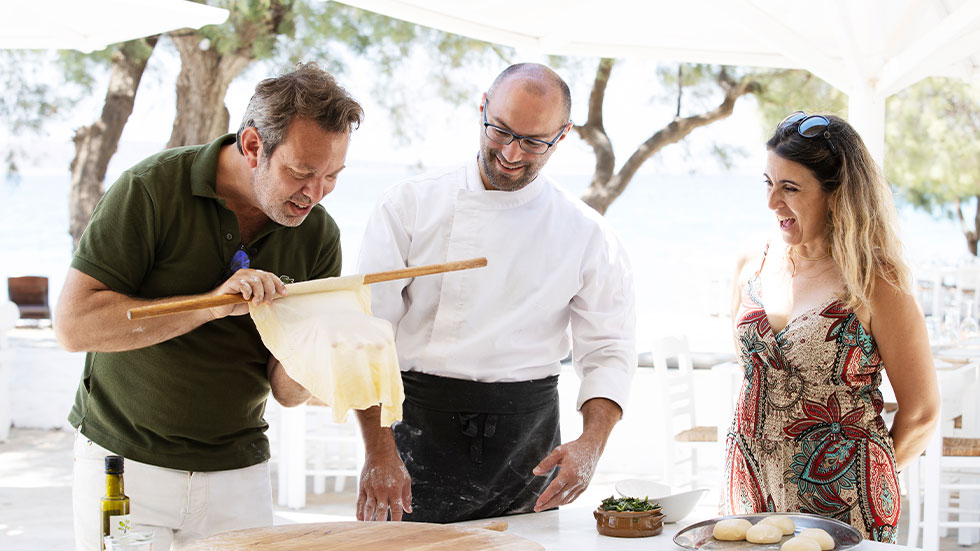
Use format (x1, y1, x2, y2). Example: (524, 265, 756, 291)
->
(236, 62, 363, 157)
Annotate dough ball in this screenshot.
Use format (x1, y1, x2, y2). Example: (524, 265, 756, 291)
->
(781, 537, 821, 551)
(760, 515, 796, 535)
(713, 518, 753, 541)
(798, 528, 835, 550)
(746, 523, 783, 544)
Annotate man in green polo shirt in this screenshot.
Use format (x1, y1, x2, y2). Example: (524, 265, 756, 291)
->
(54, 62, 363, 550)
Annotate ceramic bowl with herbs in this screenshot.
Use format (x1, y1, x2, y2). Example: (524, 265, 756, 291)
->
(593, 496, 665, 538)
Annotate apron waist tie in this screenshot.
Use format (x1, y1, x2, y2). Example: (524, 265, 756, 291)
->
(458, 413, 499, 463)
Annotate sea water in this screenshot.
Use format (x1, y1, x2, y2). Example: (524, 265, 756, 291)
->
(0, 167, 967, 352)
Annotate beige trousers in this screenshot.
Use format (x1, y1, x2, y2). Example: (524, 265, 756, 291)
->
(72, 430, 272, 551)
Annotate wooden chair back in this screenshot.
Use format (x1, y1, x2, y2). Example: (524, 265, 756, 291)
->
(7, 276, 51, 320)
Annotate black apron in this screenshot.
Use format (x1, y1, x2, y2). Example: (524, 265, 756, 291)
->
(393, 371, 561, 523)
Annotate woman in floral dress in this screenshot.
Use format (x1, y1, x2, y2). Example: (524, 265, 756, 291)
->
(723, 112, 940, 542)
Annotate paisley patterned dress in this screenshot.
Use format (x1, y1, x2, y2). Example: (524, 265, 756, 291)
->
(722, 252, 901, 543)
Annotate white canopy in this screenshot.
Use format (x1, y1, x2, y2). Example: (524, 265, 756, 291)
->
(333, 0, 980, 163)
(0, 0, 229, 53)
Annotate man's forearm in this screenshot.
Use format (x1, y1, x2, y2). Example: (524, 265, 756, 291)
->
(356, 406, 399, 456)
(55, 266, 284, 353)
(580, 397, 622, 445)
(56, 288, 214, 352)
(268, 359, 311, 407)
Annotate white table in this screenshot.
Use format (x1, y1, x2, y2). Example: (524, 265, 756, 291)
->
(459, 504, 909, 551)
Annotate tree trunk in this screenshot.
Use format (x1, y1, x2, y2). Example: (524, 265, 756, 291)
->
(165, 2, 290, 148)
(69, 37, 158, 250)
(166, 34, 253, 148)
(574, 58, 616, 195)
(956, 197, 980, 256)
(575, 61, 761, 215)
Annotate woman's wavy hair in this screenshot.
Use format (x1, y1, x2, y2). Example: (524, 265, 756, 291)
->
(767, 113, 912, 310)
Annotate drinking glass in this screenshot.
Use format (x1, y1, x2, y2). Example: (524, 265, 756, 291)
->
(960, 299, 980, 340)
(104, 531, 153, 551)
(942, 307, 961, 345)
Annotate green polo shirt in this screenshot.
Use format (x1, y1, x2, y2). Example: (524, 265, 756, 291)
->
(68, 134, 341, 471)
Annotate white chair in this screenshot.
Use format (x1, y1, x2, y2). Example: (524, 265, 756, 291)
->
(275, 399, 363, 509)
(954, 264, 980, 311)
(915, 264, 956, 320)
(906, 361, 980, 550)
(650, 335, 725, 490)
(307, 399, 364, 494)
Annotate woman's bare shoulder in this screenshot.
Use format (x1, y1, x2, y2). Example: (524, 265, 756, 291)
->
(733, 245, 765, 281)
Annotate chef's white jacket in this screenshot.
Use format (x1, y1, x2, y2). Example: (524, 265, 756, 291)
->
(356, 158, 637, 410)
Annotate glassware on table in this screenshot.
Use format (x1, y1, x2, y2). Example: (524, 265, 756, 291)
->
(942, 306, 962, 345)
(960, 299, 980, 340)
(926, 315, 941, 345)
(104, 531, 153, 550)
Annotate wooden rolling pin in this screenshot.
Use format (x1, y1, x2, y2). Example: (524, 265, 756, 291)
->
(126, 257, 487, 320)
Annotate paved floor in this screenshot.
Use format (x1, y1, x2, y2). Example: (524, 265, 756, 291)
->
(0, 426, 975, 550)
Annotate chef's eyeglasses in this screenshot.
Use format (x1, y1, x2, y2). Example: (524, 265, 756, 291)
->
(482, 98, 566, 155)
(778, 111, 838, 155)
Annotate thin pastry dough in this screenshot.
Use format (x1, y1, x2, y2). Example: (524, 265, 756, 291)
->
(251, 275, 404, 425)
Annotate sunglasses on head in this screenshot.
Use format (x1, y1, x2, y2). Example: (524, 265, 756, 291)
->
(779, 111, 838, 155)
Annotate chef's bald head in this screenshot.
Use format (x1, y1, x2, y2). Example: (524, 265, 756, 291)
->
(488, 63, 571, 125)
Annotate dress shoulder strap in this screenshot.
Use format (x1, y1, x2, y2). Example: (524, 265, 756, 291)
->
(753, 242, 770, 278)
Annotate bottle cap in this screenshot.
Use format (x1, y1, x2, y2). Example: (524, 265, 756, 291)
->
(105, 455, 124, 474)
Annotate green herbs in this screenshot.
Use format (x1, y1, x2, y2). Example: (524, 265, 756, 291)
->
(599, 495, 661, 512)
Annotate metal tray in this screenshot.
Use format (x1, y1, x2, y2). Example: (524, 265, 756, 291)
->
(673, 512, 863, 551)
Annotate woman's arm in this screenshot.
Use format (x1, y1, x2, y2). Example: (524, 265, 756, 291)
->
(730, 250, 761, 351)
(871, 278, 940, 470)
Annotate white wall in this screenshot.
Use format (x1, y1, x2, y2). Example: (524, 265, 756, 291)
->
(2, 328, 84, 432)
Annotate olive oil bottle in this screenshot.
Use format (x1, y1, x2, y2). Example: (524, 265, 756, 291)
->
(100, 455, 131, 550)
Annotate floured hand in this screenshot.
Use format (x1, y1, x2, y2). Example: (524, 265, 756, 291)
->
(531, 436, 601, 512)
(357, 451, 412, 521)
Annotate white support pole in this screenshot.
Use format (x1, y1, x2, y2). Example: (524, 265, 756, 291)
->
(922, 419, 942, 551)
(278, 403, 309, 509)
(847, 87, 887, 167)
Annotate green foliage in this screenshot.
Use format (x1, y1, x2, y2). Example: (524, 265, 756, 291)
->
(277, 2, 507, 144)
(655, 63, 723, 108)
(2, 0, 505, 161)
(194, 0, 297, 59)
(754, 69, 846, 132)
(886, 77, 980, 216)
(0, 50, 88, 176)
(56, 48, 114, 90)
(709, 142, 747, 171)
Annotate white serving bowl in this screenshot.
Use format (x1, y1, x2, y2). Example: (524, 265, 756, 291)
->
(614, 479, 709, 523)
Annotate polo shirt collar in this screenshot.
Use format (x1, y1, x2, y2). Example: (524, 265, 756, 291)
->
(190, 133, 237, 199)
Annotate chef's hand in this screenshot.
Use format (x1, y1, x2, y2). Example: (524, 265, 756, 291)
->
(531, 436, 602, 512)
(357, 450, 412, 521)
(531, 397, 622, 512)
(209, 269, 287, 319)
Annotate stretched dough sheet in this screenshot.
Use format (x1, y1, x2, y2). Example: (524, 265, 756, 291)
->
(250, 275, 404, 426)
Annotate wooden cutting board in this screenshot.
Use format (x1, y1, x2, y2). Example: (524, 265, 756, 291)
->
(183, 521, 544, 550)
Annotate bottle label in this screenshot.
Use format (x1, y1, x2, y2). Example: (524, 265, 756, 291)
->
(107, 514, 132, 536)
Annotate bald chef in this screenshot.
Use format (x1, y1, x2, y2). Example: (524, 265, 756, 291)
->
(352, 62, 637, 523)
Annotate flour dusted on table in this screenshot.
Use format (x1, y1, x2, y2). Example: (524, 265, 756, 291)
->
(250, 275, 404, 425)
